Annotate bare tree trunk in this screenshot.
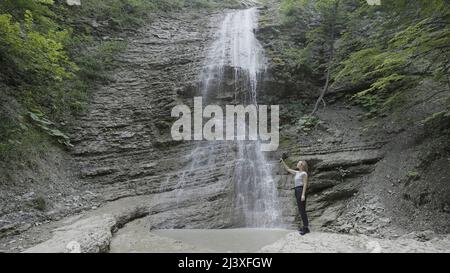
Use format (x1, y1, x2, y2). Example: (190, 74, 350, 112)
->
(310, 1, 339, 116)
(311, 62, 332, 115)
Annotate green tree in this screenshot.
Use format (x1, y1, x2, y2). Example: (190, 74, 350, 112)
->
(0, 1, 77, 84)
(334, 0, 450, 112)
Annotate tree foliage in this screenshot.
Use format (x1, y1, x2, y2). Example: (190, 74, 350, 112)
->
(281, 0, 345, 76)
(0, 1, 77, 84)
(280, 0, 450, 114)
(1, 0, 218, 157)
(0, 0, 247, 158)
(335, 0, 450, 95)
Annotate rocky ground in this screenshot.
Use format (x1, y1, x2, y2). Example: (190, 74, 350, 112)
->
(260, 231, 450, 253)
(19, 195, 450, 253)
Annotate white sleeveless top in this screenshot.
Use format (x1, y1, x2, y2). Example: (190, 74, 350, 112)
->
(294, 171, 307, 187)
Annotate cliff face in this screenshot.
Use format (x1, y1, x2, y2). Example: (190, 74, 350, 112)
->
(0, 10, 229, 250)
(69, 11, 243, 229)
(256, 3, 450, 237)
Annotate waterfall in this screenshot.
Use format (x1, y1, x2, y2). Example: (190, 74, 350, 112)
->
(200, 8, 266, 103)
(181, 8, 282, 227)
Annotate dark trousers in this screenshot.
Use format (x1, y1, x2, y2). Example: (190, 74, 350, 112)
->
(294, 186, 309, 228)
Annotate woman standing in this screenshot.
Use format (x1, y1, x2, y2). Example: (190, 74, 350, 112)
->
(280, 158, 310, 235)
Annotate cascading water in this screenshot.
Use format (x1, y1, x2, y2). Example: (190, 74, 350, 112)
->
(179, 7, 282, 227)
(200, 8, 266, 102)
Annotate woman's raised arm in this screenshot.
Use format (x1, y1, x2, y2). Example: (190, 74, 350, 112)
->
(280, 158, 296, 175)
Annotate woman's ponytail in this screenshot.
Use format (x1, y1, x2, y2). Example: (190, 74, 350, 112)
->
(302, 161, 309, 173)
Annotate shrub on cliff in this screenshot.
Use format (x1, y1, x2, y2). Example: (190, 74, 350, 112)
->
(279, 0, 450, 116)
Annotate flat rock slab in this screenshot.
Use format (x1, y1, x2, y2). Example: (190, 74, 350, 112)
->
(24, 214, 116, 253)
(260, 231, 450, 253)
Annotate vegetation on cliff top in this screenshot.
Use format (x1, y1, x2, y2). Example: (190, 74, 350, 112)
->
(0, 0, 241, 161)
(1, 0, 448, 161)
(278, 0, 449, 116)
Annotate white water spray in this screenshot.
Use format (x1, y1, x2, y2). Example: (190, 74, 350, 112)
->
(179, 8, 282, 227)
